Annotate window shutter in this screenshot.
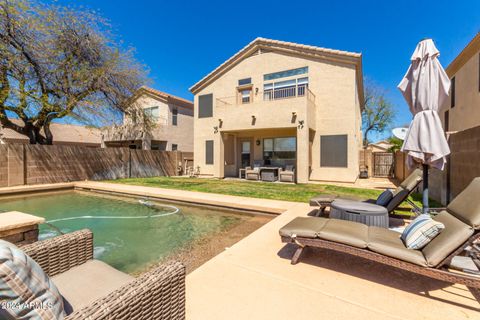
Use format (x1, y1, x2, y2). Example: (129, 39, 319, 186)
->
(205, 140, 214, 164)
(320, 135, 348, 168)
(198, 94, 213, 118)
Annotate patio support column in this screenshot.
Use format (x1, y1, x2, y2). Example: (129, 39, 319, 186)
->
(214, 132, 225, 178)
(296, 127, 309, 183)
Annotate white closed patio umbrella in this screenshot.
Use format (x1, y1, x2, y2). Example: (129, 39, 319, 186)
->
(398, 39, 451, 214)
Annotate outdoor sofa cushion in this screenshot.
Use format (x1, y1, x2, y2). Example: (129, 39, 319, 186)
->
(52, 259, 134, 313)
(0, 240, 65, 319)
(400, 214, 445, 249)
(446, 177, 480, 229)
(367, 227, 428, 266)
(421, 211, 474, 267)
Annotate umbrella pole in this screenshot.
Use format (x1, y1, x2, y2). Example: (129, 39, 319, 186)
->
(422, 164, 429, 214)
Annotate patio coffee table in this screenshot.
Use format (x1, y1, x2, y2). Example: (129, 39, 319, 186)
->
(260, 167, 279, 182)
(329, 199, 389, 228)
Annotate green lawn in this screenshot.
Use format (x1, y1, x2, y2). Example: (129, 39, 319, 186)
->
(110, 177, 434, 215)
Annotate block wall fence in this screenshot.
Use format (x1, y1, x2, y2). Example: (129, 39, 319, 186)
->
(0, 144, 192, 187)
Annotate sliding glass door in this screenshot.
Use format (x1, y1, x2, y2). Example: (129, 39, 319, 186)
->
(263, 137, 296, 167)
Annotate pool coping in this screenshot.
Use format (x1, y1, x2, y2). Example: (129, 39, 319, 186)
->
(0, 181, 298, 215)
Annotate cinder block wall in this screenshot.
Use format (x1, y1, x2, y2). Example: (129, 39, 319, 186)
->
(449, 126, 480, 198)
(429, 125, 480, 205)
(0, 144, 187, 187)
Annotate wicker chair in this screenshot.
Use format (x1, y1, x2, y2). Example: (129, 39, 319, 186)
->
(22, 229, 186, 320)
(279, 165, 295, 183)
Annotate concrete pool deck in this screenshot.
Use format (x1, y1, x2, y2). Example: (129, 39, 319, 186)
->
(186, 203, 480, 319)
(0, 182, 479, 318)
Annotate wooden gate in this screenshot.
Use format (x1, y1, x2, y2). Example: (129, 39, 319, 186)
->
(373, 152, 394, 177)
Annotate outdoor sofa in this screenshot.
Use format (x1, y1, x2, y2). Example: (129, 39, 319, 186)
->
(279, 177, 480, 292)
(21, 229, 185, 319)
(310, 168, 423, 215)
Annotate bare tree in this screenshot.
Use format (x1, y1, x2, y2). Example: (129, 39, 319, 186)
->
(362, 80, 396, 146)
(0, 0, 148, 144)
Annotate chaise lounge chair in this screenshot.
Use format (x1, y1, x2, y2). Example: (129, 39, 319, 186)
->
(309, 168, 423, 215)
(20, 229, 185, 319)
(279, 177, 480, 291)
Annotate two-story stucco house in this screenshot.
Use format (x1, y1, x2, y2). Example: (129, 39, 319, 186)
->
(190, 38, 364, 183)
(440, 32, 480, 133)
(103, 86, 194, 152)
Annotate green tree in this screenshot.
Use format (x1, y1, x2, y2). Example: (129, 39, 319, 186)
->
(0, 0, 148, 144)
(387, 136, 403, 153)
(362, 81, 396, 146)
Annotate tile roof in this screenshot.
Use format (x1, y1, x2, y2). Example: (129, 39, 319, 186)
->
(189, 37, 362, 94)
(136, 86, 193, 108)
(0, 119, 101, 145)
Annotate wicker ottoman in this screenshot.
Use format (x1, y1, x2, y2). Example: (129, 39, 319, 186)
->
(330, 199, 389, 228)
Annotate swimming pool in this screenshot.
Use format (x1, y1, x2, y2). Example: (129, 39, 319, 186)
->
(0, 191, 267, 273)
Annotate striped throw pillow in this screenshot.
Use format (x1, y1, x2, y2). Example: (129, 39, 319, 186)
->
(401, 214, 445, 249)
(0, 240, 65, 320)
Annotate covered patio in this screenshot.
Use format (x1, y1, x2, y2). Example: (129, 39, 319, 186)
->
(218, 127, 314, 183)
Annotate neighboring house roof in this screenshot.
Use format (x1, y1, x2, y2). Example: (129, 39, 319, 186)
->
(446, 32, 480, 77)
(133, 86, 193, 109)
(189, 37, 364, 107)
(0, 119, 101, 145)
(368, 140, 393, 151)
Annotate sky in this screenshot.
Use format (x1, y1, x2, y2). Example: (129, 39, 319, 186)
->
(54, 0, 480, 141)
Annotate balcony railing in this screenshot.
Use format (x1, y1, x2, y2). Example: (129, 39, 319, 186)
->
(217, 87, 315, 107)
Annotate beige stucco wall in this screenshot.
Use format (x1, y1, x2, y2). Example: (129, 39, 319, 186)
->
(128, 94, 194, 152)
(440, 50, 480, 132)
(193, 50, 362, 183)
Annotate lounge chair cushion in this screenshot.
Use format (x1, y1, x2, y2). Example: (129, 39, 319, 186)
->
(0, 240, 65, 319)
(376, 189, 393, 206)
(421, 211, 474, 267)
(400, 214, 445, 249)
(367, 227, 428, 266)
(386, 169, 422, 213)
(446, 177, 480, 229)
(398, 168, 423, 191)
(52, 259, 134, 313)
(317, 219, 368, 248)
(279, 217, 328, 238)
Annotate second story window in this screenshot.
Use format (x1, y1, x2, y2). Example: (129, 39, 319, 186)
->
(264, 67, 308, 81)
(240, 89, 251, 104)
(238, 78, 251, 86)
(172, 107, 178, 126)
(144, 106, 160, 121)
(237, 78, 253, 104)
(264, 77, 309, 101)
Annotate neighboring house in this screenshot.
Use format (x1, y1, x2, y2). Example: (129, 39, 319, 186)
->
(430, 33, 480, 204)
(190, 38, 364, 183)
(103, 86, 194, 152)
(440, 32, 480, 132)
(0, 119, 101, 147)
(368, 140, 393, 153)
